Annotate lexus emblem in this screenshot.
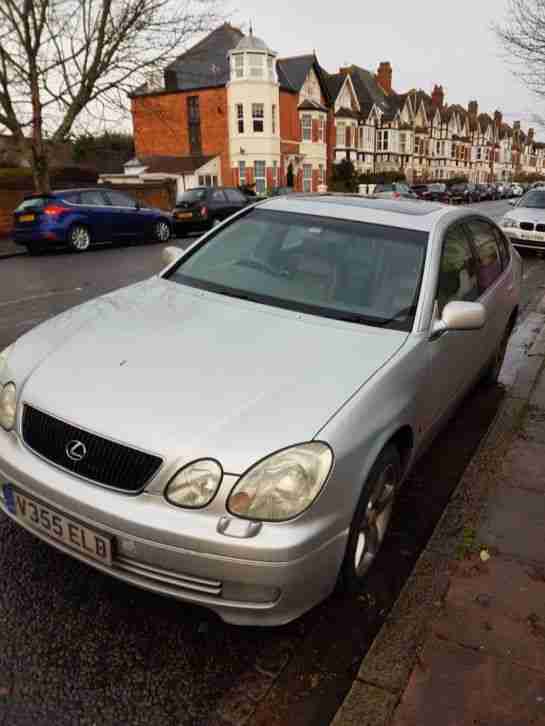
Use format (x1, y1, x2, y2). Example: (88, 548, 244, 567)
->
(65, 440, 87, 463)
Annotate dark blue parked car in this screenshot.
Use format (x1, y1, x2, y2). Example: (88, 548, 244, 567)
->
(13, 187, 172, 254)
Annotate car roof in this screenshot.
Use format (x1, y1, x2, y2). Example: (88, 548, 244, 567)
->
(256, 194, 457, 232)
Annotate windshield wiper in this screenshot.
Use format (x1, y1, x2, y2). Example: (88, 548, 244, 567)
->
(377, 305, 417, 328)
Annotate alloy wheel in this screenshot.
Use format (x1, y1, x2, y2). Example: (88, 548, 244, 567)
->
(70, 225, 90, 251)
(155, 221, 170, 242)
(354, 463, 396, 576)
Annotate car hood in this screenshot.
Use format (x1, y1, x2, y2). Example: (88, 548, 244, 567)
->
(507, 207, 545, 223)
(12, 278, 407, 473)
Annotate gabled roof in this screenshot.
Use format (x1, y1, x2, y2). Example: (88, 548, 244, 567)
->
(164, 23, 243, 91)
(298, 99, 328, 112)
(276, 54, 330, 101)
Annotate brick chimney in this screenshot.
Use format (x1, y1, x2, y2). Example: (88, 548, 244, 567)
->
(494, 110, 503, 127)
(376, 62, 392, 94)
(431, 84, 444, 108)
(468, 100, 478, 116)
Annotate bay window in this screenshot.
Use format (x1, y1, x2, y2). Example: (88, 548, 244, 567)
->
(254, 160, 266, 194)
(252, 103, 264, 133)
(302, 114, 312, 141)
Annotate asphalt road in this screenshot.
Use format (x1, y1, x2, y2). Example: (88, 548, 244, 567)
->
(0, 199, 544, 726)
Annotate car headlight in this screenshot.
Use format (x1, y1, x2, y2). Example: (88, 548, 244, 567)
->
(0, 344, 14, 381)
(227, 442, 333, 522)
(501, 217, 518, 228)
(165, 459, 223, 508)
(0, 383, 17, 431)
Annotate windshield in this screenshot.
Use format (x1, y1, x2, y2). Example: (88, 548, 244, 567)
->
(15, 197, 51, 211)
(166, 209, 428, 331)
(177, 189, 207, 204)
(518, 191, 545, 209)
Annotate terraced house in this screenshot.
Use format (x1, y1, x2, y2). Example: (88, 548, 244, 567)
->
(129, 23, 545, 194)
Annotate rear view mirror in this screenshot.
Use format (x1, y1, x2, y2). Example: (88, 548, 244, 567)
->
(162, 246, 183, 267)
(431, 301, 486, 339)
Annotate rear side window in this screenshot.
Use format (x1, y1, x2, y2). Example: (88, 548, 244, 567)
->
(104, 190, 137, 208)
(225, 189, 246, 203)
(211, 189, 227, 202)
(466, 220, 503, 292)
(80, 190, 107, 206)
(59, 192, 80, 204)
(437, 225, 479, 314)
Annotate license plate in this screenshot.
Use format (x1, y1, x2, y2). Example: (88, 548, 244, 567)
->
(2, 484, 112, 566)
(19, 214, 35, 222)
(175, 212, 193, 220)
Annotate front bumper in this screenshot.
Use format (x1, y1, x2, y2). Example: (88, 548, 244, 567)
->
(501, 227, 545, 251)
(0, 431, 346, 626)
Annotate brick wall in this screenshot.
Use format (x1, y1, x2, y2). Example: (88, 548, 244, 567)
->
(280, 90, 300, 142)
(132, 87, 232, 186)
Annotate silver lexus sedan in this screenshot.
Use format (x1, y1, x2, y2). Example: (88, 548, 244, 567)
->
(0, 196, 521, 626)
(500, 188, 545, 252)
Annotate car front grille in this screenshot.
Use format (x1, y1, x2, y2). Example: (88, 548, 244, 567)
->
(520, 222, 535, 231)
(22, 405, 162, 493)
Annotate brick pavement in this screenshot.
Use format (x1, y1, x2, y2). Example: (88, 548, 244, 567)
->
(390, 373, 545, 726)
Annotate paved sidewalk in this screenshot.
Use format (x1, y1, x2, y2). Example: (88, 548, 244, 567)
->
(0, 237, 25, 259)
(390, 371, 545, 724)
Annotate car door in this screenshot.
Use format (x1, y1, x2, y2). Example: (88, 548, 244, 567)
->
(103, 189, 142, 240)
(465, 218, 513, 362)
(426, 223, 484, 427)
(79, 189, 113, 243)
(209, 189, 230, 221)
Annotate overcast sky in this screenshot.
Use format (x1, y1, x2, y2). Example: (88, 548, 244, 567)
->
(228, 0, 543, 137)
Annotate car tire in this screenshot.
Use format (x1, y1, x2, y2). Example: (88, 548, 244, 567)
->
(26, 242, 43, 256)
(481, 322, 512, 386)
(68, 224, 91, 252)
(153, 220, 171, 243)
(338, 444, 401, 594)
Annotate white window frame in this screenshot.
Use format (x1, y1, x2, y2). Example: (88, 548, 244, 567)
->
(252, 103, 264, 133)
(378, 130, 389, 152)
(238, 161, 246, 185)
(234, 54, 244, 79)
(272, 160, 278, 188)
(319, 116, 325, 143)
(303, 164, 312, 193)
(336, 121, 345, 147)
(236, 104, 244, 134)
(318, 163, 325, 185)
(272, 104, 276, 135)
(248, 53, 263, 78)
(302, 114, 312, 142)
(254, 160, 266, 194)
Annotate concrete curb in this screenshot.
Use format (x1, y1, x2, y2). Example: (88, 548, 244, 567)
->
(0, 251, 27, 260)
(330, 340, 545, 725)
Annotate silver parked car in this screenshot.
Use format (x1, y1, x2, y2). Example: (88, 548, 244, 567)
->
(372, 182, 417, 200)
(0, 197, 521, 626)
(500, 188, 545, 252)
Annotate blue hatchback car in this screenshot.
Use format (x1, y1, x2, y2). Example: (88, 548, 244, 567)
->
(13, 187, 172, 253)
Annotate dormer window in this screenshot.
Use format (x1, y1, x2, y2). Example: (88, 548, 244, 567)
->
(234, 54, 244, 79)
(249, 54, 263, 78)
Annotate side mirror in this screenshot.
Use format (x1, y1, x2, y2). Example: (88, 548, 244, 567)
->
(162, 245, 183, 267)
(430, 301, 486, 339)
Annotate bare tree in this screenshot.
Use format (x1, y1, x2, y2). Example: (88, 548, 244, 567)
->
(0, 0, 221, 192)
(495, 1, 545, 104)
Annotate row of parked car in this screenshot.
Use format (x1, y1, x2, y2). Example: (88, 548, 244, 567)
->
(410, 181, 524, 204)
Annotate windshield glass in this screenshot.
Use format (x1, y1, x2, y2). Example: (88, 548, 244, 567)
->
(519, 191, 545, 209)
(177, 189, 207, 204)
(166, 209, 428, 331)
(15, 197, 50, 211)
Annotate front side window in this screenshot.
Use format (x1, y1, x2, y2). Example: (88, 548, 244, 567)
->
(252, 103, 264, 133)
(236, 104, 244, 133)
(104, 190, 137, 208)
(166, 209, 428, 332)
(466, 220, 503, 292)
(437, 225, 479, 314)
(254, 160, 266, 194)
(81, 190, 107, 206)
(301, 114, 312, 142)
